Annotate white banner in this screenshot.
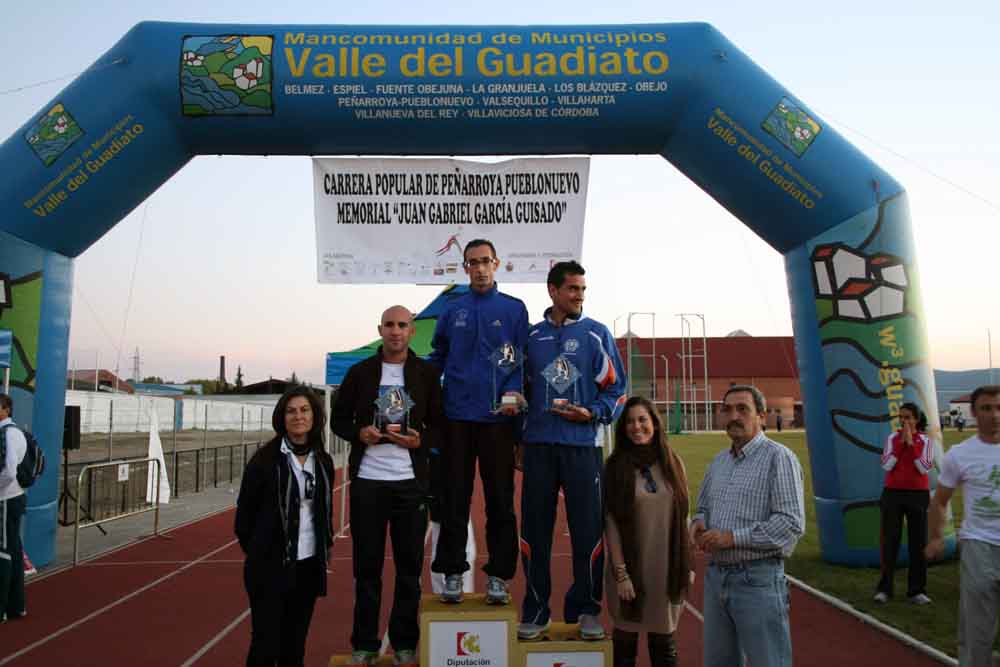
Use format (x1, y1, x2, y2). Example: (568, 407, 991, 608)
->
(313, 157, 589, 284)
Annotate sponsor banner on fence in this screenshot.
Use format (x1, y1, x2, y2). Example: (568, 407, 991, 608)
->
(313, 157, 589, 284)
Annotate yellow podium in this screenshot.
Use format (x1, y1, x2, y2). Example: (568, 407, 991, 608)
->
(331, 596, 612, 666)
(420, 594, 517, 667)
(518, 623, 611, 667)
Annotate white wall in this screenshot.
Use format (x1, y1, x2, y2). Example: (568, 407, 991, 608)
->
(65, 390, 276, 434)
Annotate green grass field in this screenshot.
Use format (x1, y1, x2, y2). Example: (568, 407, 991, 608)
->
(670, 428, 994, 659)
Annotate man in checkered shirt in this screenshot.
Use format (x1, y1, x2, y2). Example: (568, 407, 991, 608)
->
(690, 385, 805, 667)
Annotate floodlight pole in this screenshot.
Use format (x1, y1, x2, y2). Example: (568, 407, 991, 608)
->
(626, 312, 656, 400)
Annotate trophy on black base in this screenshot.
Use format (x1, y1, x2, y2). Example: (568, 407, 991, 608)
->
(488, 341, 524, 412)
(373, 386, 415, 435)
(541, 354, 582, 409)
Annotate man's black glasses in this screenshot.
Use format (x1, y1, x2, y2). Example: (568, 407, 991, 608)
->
(639, 466, 657, 493)
(302, 470, 315, 500)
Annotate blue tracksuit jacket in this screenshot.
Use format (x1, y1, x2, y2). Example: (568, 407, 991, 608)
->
(521, 309, 627, 446)
(428, 284, 530, 423)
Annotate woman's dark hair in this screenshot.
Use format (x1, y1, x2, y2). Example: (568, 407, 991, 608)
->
(898, 402, 928, 432)
(607, 395, 691, 602)
(612, 396, 688, 507)
(272, 385, 326, 449)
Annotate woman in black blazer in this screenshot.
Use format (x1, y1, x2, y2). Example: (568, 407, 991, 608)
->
(235, 386, 335, 667)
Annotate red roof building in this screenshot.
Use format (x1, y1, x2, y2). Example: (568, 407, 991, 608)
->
(615, 335, 801, 428)
(66, 369, 134, 394)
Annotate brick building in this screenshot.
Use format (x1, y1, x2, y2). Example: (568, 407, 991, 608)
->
(615, 334, 801, 429)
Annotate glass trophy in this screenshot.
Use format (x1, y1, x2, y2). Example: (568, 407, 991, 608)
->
(488, 341, 524, 412)
(373, 386, 415, 436)
(541, 355, 582, 409)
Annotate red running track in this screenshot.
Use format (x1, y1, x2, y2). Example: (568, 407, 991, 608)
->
(0, 467, 944, 666)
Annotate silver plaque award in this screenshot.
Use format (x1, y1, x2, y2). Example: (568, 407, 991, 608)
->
(541, 355, 582, 409)
(488, 341, 524, 412)
(373, 386, 415, 434)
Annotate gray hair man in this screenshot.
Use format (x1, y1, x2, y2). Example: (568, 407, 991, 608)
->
(690, 385, 805, 667)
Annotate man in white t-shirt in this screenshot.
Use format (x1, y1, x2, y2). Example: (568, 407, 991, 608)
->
(927, 385, 1000, 667)
(331, 306, 443, 667)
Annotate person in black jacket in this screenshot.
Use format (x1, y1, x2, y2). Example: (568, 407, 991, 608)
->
(331, 305, 443, 667)
(235, 385, 335, 667)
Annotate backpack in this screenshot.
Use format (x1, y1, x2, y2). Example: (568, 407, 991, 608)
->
(0, 424, 45, 489)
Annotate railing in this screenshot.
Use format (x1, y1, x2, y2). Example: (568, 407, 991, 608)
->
(61, 437, 354, 536)
(73, 458, 162, 565)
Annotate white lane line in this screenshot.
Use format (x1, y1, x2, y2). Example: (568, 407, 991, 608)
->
(80, 559, 243, 566)
(28, 505, 236, 584)
(0, 539, 239, 665)
(683, 601, 704, 623)
(179, 607, 252, 667)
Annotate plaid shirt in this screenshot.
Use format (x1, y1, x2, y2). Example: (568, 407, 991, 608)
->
(693, 431, 805, 565)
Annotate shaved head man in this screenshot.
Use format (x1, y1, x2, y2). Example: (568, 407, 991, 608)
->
(331, 305, 443, 667)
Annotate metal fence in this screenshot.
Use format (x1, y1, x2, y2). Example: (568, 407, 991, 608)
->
(73, 458, 163, 564)
(59, 434, 354, 536)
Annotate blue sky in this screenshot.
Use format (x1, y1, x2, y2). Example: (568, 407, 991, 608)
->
(2, 1, 997, 384)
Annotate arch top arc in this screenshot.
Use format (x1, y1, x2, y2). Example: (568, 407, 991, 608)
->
(1, 20, 898, 258)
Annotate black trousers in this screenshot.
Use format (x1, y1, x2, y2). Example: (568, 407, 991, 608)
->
(350, 477, 427, 653)
(877, 488, 929, 597)
(0, 494, 26, 619)
(246, 556, 323, 667)
(431, 420, 517, 579)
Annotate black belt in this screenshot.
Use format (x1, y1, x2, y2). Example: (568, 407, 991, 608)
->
(709, 556, 783, 569)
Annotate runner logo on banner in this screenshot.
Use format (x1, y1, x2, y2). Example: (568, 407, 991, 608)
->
(313, 157, 589, 284)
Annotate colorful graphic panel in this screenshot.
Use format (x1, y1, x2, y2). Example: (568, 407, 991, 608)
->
(180, 35, 274, 116)
(24, 103, 84, 167)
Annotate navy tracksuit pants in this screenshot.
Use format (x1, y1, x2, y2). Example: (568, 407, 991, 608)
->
(519, 443, 604, 625)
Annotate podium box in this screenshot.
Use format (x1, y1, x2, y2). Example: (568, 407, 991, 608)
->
(518, 622, 611, 667)
(330, 656, 395, 666)
(420, 594, 517, 667)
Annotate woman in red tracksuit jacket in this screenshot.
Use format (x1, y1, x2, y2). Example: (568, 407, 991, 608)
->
(874, 402, 935, 604)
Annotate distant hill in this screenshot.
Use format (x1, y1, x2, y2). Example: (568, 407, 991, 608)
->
(934, 368, 999, 411)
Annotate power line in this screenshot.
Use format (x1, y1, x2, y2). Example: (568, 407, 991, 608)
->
(0, 58, 126, 97)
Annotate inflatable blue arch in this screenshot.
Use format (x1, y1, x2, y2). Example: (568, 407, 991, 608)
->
(0, 21, 955, 567)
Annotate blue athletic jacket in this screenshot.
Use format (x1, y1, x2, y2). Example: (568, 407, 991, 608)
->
(428, 284, 530, 423)
(522, 309, 627, 446)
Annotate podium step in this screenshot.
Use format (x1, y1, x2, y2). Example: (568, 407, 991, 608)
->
(518, 622, 612, 666)
(420, 593, 518, 666)
(329, 655, 395, 667)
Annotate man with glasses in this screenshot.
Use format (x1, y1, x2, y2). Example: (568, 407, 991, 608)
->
(690, 385, 805, 667)
(332, 305, 443, 667)
(515, 260, 626, 641)
(429, 239, 529, 605)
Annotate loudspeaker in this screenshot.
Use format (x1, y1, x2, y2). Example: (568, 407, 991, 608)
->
(63, 405, 81, 450)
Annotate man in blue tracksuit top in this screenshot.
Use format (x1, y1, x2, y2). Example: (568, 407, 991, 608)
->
(516, 260, 626, 641)
(429, 239, 530, 605)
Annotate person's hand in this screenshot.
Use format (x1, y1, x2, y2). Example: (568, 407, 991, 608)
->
(385, 427, 421, 450)
(902, 422, 914, 446)
(551, 404, 592, 423)
(689, 520, 706, 551)
(497, 392, 526, 416)
(359, 426, 382, 446)
(924, 538, 945, 561)
(617, 577, 636, 601)
(699, 529, 735, 553)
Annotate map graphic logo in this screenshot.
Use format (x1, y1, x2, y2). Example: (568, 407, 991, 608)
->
(180, 35, 273, 116)
(24, 103, 83, 167)
(762, 97, 821, 158)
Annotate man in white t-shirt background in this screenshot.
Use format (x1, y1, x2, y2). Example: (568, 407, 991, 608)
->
(332, 305, 444, 667)
(927, 385, 1000, 667)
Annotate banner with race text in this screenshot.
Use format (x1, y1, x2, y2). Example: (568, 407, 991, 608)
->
(313, 157, 589, 284)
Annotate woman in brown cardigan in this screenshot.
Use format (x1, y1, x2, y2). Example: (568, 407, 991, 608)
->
(604, 396, 693, 667)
